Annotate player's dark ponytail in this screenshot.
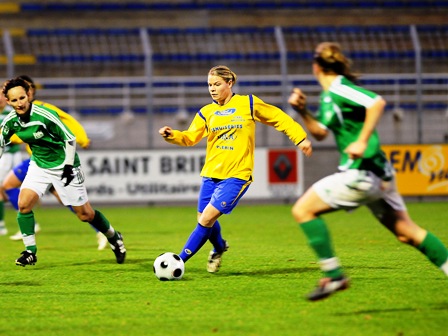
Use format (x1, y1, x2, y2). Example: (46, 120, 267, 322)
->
(314, 42, 359, 83)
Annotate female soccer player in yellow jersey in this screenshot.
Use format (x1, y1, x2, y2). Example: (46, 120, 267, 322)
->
(289, 42, 448, 301)
(159, 65, 312, 274)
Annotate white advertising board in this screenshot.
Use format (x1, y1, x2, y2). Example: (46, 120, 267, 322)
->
(44, 148, 303, 204)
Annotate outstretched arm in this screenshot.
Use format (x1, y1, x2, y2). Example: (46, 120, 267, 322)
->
(158, 113, 207, 147)
(297, 137, 312, 158)
(159, 126, 173, 138)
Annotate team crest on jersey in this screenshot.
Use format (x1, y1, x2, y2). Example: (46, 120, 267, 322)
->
(2, 125, 8, 134)
(33, 131, 44, 139)
(215, 108, 236, 116)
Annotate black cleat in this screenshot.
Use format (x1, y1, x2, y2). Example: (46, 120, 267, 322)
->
(306, 276, 349, 301)
(110, 232, 126, 264)
(15, 250, 37, 267)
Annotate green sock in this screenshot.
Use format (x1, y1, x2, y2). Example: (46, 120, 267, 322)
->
(89, 210, 117, 241)
(0, 200, 4, 222)
(89, 210, 110, 232)
(417, 232, 448, 268)
(300, 218, 343, 278)
(18, 211, 37, 253)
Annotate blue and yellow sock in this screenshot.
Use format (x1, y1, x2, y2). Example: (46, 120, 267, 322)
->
(179, 223, 212, 262)
(5, 188, 20, 211)
(209, 220, 225, 252)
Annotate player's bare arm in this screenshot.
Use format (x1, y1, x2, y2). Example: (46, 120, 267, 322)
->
(297, 138, 312, 157)
(288, 88, 328, 141)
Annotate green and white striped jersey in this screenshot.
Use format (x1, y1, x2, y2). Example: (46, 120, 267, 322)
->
(1, 103, 80, 169)
(316, 75, 392, 180)
(0, 105, 21, 154)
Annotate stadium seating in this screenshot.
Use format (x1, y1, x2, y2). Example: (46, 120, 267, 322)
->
(2, 25, 448, 78)
(1, 16, 447, 148)
(11, 1, 448, 12)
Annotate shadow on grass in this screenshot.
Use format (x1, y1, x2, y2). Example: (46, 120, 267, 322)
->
(213, 265, 397, 277)
(19, 257, 149, 269)
(0, 281, 41, 286)
(335, 302, 448, 315)
(197, 267, 316, 277)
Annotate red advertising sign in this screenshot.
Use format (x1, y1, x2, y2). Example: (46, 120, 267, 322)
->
(268, 149, 298, 184)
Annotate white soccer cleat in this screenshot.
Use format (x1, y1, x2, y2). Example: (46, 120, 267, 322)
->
(207, 240, 229, 273)
(97, 232, 108, 250)
(10, 223, 41, 241)
(306, 276, 350, 301)
(9, 230, 22, 241)
(0, 220, 7, 235)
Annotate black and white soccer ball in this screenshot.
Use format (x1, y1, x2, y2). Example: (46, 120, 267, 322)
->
(153, 252, 185, 281)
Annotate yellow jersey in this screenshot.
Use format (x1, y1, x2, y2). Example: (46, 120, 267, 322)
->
(34, 100, 90, 149)
(164, 94, 307, 180)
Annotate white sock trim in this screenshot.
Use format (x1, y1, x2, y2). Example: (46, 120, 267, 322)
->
(23, 234, 36, 247)
(105, 227, 116, 239)
(440, 258, 448, 276)
(319, 257, 340, 272)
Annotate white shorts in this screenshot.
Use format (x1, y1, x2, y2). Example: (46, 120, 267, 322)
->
(313, 169, 406, 212)
(0, 151, 23, 182)
(22, 160, 89, 206)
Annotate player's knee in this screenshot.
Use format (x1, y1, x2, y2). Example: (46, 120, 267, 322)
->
(18, 203, 33, 213)
(291, 204, 309, 223)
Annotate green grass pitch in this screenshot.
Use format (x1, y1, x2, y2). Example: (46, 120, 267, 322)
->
(0, 202, 446, 336)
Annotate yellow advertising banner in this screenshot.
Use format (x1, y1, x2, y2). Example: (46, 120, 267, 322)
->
(382, 144, 448, 196)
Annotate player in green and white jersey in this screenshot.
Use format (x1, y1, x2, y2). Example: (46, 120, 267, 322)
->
(0, 77, 126, 266)
(0, 92, 23, 236)
(288, 42, 448, 301)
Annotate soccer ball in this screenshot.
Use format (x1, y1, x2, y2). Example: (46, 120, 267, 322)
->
(153, 252, 185, 281)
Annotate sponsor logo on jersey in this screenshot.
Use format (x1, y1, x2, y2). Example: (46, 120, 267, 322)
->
(217, 133, 236, 141)
(211, 124, 242, 132)
(214, 108, 236, 116)
(33, 131, 44, 139)
(231, 116, 245, 122)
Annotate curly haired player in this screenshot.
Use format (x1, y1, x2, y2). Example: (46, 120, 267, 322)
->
(0, 77, 126, 266)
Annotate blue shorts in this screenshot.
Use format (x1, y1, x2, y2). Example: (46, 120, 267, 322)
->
(13, 159, 31, 183)
(197, 177, 251, 214)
